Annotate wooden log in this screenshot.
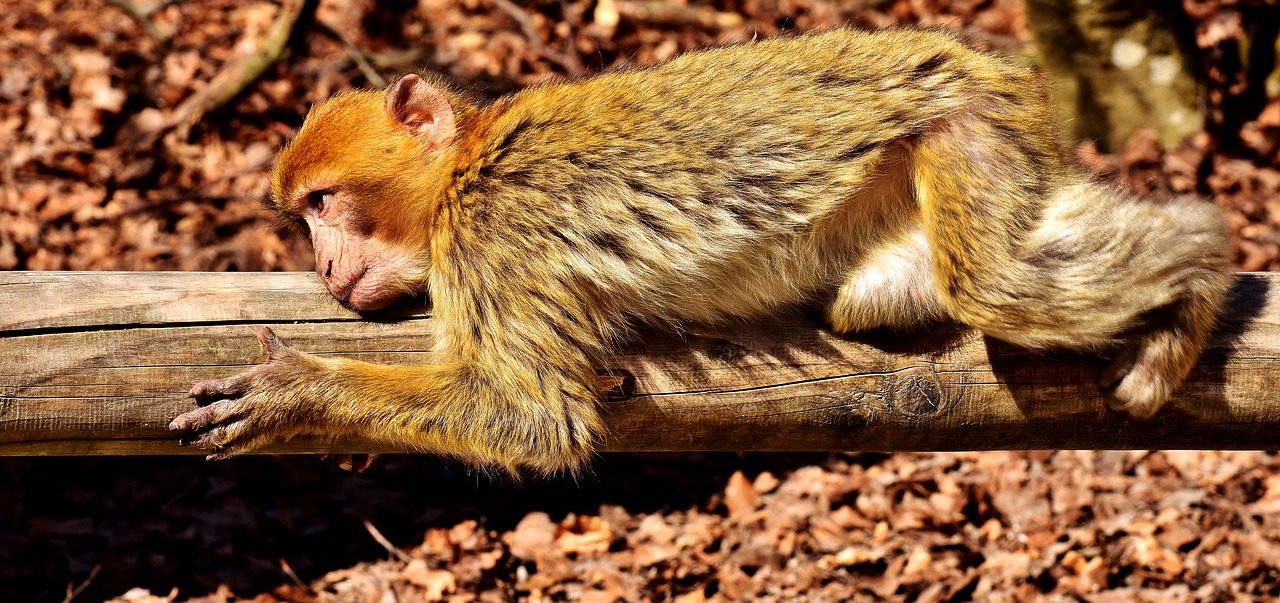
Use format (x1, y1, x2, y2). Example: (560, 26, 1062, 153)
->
(0, 271, 1276, 456)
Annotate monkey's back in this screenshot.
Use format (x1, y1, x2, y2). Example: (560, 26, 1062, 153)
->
(447, 28, 1055, 325)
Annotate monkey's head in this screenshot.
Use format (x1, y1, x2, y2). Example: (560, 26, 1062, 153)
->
(269, 75, 459, 312)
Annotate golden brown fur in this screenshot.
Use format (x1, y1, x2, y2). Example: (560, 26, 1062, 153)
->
(171, 28, 1232, 473)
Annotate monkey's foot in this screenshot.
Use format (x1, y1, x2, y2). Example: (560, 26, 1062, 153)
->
(171, 327, 314, 460)
(1098, 342, 1175, 420)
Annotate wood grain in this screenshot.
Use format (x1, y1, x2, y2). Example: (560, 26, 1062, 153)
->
(1, 271, 1276, 456)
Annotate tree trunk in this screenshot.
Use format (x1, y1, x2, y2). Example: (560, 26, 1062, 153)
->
(1024, 0, 1202, 150)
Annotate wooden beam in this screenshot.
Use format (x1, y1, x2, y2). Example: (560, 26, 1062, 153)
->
(0, 271, 1277, 456)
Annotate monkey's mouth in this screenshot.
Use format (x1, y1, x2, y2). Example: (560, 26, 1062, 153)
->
(327, 266, 366, 303)
(343, 268, 400, 313)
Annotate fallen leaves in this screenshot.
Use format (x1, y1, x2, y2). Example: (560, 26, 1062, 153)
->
(5, 0, 1280, 601)
(241, 451, 1280, 601)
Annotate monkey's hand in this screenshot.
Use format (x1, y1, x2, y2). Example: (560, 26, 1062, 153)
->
(171, 327, 326, 460)
(173, 326, 603, 471)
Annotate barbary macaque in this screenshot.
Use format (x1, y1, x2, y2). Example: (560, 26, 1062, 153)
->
(171, 28, 1232, 472)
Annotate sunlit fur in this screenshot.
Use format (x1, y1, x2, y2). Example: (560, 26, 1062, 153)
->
(178, 28, 1231, 472)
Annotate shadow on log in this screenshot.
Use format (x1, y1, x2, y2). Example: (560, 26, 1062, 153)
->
(0, 271, 1276, 455)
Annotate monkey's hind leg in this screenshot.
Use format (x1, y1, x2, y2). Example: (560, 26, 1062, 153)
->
(1042, 190, 1232, 418)
(912, 112, 1231, 418)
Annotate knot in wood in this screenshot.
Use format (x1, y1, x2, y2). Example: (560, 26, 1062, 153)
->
(704, 338, 748, 364)
(885, 367, 945, 418)
(596, 369, 636, 402)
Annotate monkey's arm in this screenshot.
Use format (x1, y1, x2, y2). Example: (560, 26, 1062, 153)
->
(170, 327, 602, 473)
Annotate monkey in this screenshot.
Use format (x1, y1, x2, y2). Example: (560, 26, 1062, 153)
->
(170, 28, 1232, 473)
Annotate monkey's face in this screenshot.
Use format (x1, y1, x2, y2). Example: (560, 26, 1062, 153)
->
(270, 77, 461, 312)
(270, 91, 440, 312)
(292, 187, 427, 312)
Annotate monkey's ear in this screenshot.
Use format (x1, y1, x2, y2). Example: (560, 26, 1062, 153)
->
(385, 74, 457, 152)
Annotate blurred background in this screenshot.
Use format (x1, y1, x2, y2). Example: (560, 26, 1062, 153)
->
(4, 1, 1280, 601)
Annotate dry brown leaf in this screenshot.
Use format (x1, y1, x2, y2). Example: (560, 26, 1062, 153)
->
(556, 514, 613, 555)
(722, 470, 758, 520)
(505, 512, 557, 562)
(401, 560, 457, 601)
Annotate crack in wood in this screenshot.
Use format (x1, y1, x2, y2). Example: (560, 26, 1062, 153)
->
(0, 318, 382, 339)
(644, 366, 927, 397)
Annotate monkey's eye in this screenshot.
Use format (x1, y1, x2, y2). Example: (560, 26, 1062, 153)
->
(307, 190, 333, 213)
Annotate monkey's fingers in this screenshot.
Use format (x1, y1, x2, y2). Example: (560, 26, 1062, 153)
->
(189, 373, 255, 404)
(347, 454, 375, 472)
(320, 453, 377, 472)
(256, 327, 298, 363)
(182, 417, 278, 461)
(169, 400, 240, 435)
(199, 425, 250, 461)
(187, 328, 298, 404)
(186, 425, 247, 461)
(205, 448, 242, 462)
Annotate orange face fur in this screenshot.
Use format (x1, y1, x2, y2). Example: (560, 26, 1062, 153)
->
(269, 82, 452, 311)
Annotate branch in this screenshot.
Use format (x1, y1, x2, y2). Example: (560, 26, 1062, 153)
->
(313, 19, 386, 87)
(0, 271, 1274, 455)
(170, 0, 317, 138)
(492, 0, 586, 76)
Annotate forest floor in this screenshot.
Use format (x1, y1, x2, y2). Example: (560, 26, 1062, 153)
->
(5, 0, 1280, 601)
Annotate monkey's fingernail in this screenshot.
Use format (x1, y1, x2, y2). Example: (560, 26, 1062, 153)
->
(206, 446, 232, 461)
(258, 327, 280, 347)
